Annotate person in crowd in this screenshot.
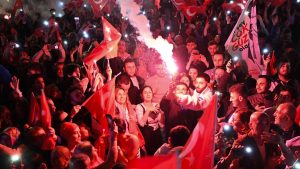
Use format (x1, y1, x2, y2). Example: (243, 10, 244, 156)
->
(154, 125, 190, 155)
(215, 112, 281, 169)
(145, 60, 171, 103)
(123, 58, 145, 90)
(51, 146, 71, 169)
(135, 86, 164, 155)
(176, 73, 213, 111)
(248, 75, 273, 111)
(60, 122, 81, 153)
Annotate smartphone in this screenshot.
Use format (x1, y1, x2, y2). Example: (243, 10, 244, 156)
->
(74, 17, 80, 21)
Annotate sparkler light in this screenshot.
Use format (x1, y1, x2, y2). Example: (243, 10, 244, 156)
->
(116, 0, 178, 75)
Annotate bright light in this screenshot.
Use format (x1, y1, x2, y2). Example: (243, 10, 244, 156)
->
(52, 11, 56, 15)
(4, 14, 10, 20)
(297, 0, 300, 3)
(233, 56, 239, 62)
(142, 11, 146, 15)
(55, 22, 58, 26)
(262, 48, 269, 54)
(63, 40, 68, 45)
(58, 1, 64, 7)
(147, 23, 150, 27)
(223, 124, 231, 131)
(43, 20, 49, 26)
(244, 11, 249, 15)
(294, 162, 300, 169)
(83, 31, 89, 38)
(11, 155, 20, 162)
(124, 33, 128, 38)
(105, 27, 110, 33)
(245, 147, 252, 153)
(213, 17, 217, 21)
(15, 43, 20, 48)
(226, 10, 231, 15)
(166, 26, 171, 30)
(58, 13, 63, 18)
(93, 25, 96, 28)
(229, 0, 234, 4)
(84, 4, 87, 8)
(106, 13, 110, 17)
(20, 9, 23, 12)
(215, 91, 222, 96)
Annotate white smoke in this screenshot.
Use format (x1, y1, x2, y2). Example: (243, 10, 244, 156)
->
(0, 0, 69, 18)
(116, 0, 178, 74)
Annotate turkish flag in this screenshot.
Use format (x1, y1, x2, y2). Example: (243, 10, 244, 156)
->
(28, 92, 41, 127)
(179, 95, 217, 169)
(181, 5, 206, 22)
(40, 90, 52, 129)
(171, 0, 186, 10)
(88, 0, 108, 17)
(83, 17, 121, 65)
(126, 153, 177, 169)
(12, 0, 23, 15)
(82, 78, 116, 135)
(222, 1, 245, 14)
(102, 17, 122, 58)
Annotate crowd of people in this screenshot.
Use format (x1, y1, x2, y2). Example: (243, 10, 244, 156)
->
(0, 0, 300, 168)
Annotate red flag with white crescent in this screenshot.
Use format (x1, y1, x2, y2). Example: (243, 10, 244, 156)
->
(181, 5, 206, 22)
(179, 95, 217, 169)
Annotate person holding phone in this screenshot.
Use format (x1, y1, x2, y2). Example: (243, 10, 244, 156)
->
(215, 112, 281, 169)
(135, 86, 164, 155)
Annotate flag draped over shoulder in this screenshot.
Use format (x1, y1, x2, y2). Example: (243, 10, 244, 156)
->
(225, 0, 263, 78)
(179, 95, 217, 169)
(88, 0, 108, 17)
(82, 78, 116, 134)
(83, 17, 121, 65)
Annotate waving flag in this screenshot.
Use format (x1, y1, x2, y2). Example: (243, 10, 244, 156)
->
(179, 95, 217, 169)
(171, 0, 207, 22)
(88, 0, 108, 17)
(83, 17, 121, 65)
(28, 92, 40, 127)
(225, 0, 263, 78)
(82, 78, 116, 135)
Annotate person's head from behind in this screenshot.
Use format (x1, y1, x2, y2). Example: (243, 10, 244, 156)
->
(114, 118, 127, 134)
(169, 125, 190, 147)
(123, 58, 137, 77)
(256, 75, 271, 94)
(116, 74, 131, 93)
(51, 146, 71, 169)
(274, 102, 296, 131)
(69, 153, 90, 169)
(74, 141, 102, 167)
(26, 127, 46, 149)
(229, 83, 248, 108)
(249, 112, 270, 136)
(194, 73, 210, 93)
(231, 110, 252, 135)
(173, 82, 188, 96)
